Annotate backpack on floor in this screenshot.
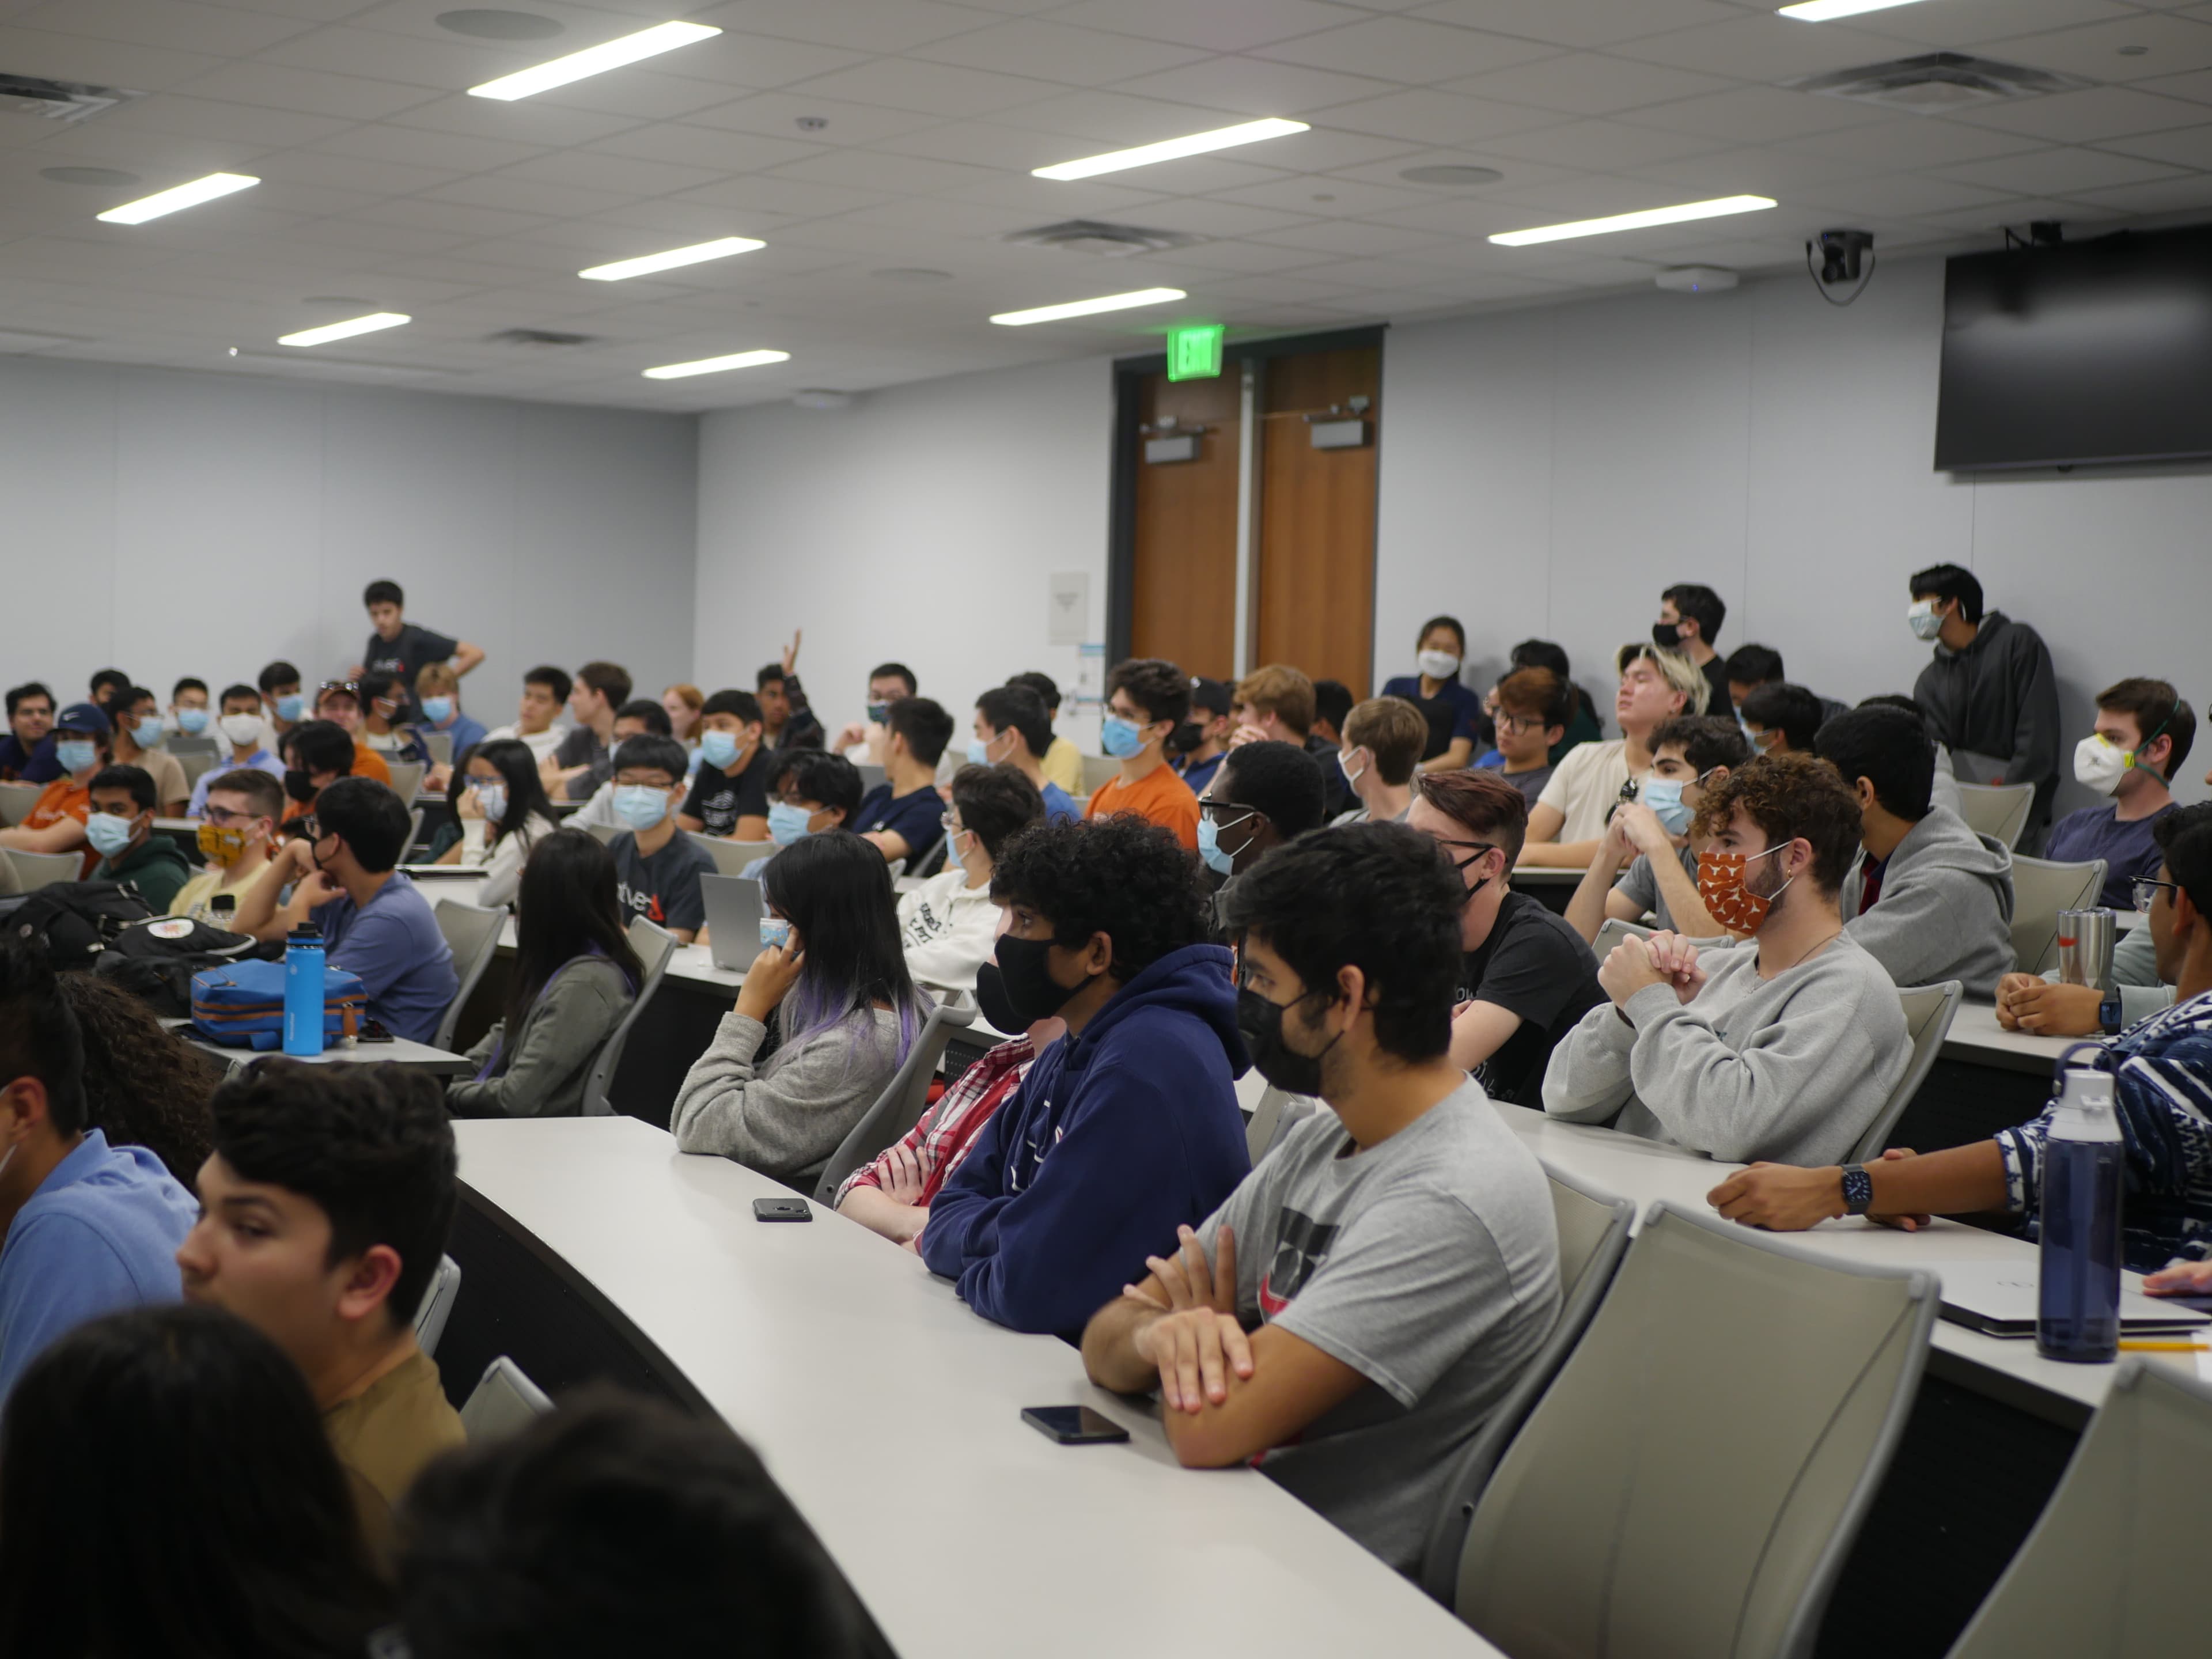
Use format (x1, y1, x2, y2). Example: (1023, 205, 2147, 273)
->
(190, 958, 366, 1051)
(2, 880, 156, 967)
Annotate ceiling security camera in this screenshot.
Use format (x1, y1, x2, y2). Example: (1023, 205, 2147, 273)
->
(1807, 229, 1876, 306)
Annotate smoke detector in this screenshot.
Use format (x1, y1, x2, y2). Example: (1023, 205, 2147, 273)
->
(1655, 266, 1738, 295)
(1788, 53, 2092, 115)
(0, 71, 141, 124)
(1003, 219, 1200, 257)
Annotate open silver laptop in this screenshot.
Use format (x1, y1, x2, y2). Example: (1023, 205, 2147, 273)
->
(700, 874, 766, 972)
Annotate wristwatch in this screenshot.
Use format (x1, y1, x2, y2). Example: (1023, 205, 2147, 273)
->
(1839, 1164, 1874, 1217)
(2100, 995, 2124, 1036)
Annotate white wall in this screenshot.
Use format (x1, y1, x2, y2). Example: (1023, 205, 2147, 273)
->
(0, 358, 697, 722)
(1376, 255, 2212, 816)
(692, 355, 1111, 747)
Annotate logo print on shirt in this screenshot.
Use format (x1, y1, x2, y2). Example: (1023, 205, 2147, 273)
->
(1258, 1207, 1338, 1319)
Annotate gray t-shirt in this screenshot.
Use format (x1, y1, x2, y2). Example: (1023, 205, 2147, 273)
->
(1194, 1081, 1561, 1572)
(1497, 763, 1553, 808)
(1616, 845, 1700, 931)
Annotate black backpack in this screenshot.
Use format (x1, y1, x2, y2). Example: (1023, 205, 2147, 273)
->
(0, 881, 156, 967)
(96, 914, 276, 1018)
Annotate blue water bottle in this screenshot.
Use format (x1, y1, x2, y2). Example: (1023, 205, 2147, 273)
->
(282, 925, 326, 1057)
(2036, 1046, 2124, 1363)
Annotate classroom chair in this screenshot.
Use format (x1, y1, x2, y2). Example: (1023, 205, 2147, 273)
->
(1594, 916, 1653, 955)
(423, 730, 453, 766)
(1450, 1202, 1937, 1659)
(1954, 782, 2037, 851)
(1847, 981, 1963, 1164)
(175, 750, 219, 792)
(386, 760, 426, 807)
(460, 1355, 552, 1444)
(412, 1254, 463, 1359)
(1080, 753, 1122, 795)
(2009, 855, 2107, 976)
(853, 762, 887, 795)
(0, 782, 41, 827)
(581, 917, 678, 1119)
(1420, 1162, 1637, 1605)
(5, 848, 82, 893)
(809, 999, 977, 1203)
(166, 733, 219, 759)
(585, 820, 620, 846)
(1944, 1358, 2212, 1659)
(431, 899, 507, 1053)
(687, 831, 775, 878)
(1243, 1084, 1318, 1164)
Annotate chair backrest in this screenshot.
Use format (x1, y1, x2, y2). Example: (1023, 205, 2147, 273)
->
(176, 749, 219, 790)
(1455, 1202, 1936, 1659)
(1847, 980, 1963, 1164)
(687, 831, 773, 878)
(5, 848, 83, 893)
(1243, 1084, 1319, 1164)
(1945, 1358, 2212, 1659)
(406, 805, 426, 861)
(1594, 916, 1654, 955)
(1421, 1162, 1637, 1603)
(0, 782, 43, 827)
(581, 918, 678, 1118)
(585, 820, 621, 846)
(411, 1253, 462, 1358)
(385, 760, 425, 806)
(423, 729, 454, 766)
(431, 899, 507, 1052)
(1954, 781, 2036, 849)
(2010, 855, 2107, 976)
(1081, 753, 1123, 794)
(810, 1000, 977, 1203)
(460, 1355, 552, 1444)
(854, 762, 886, 795)
(166, 733, 220, 758)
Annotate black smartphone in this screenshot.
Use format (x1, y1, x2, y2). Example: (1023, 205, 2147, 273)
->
(357, 1018, 395, 1044)
(1021, 1405, 1130, 1445)
(752, 1197, 812, 1223)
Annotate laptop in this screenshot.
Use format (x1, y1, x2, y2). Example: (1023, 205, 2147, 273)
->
(1933, 1262, 2212, 1339)
(700, 874, 766, 972)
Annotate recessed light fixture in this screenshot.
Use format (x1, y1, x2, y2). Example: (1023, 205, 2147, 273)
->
(1490, 195, 1777, 247)
(579, 236, 764, 281)
(468, 21, 721, 101)
(1778, 0, 1929, 20)
(990, 287, 1187, 327)
(96, 172, 259, 224)
(642, 348, 790, 380)
(1033, 119, 1308, 181)
(279, 312, 411, 347)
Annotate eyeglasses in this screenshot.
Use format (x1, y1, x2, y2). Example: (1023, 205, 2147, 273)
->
(2133, 876, 2181, 914)
(1434, 836, 1497, 874)
(939, 812, 965, 832)
(1494, 712, 1547, 736)
(202, 804, 262, 827)
(1200, 799, 1264, 826)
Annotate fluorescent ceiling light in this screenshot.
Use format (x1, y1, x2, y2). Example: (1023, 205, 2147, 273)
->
(468, 21, 721, 101)
(96, 173, 259, 225)
(579, 236, 765, 281)
(1779, 0, 1929, 18)
(990, 287, 1186, 327)
(279, 312, 411, 347)
(1034, 118, 1309, 181)
(642, 349, 790, 380)
(1490, 195, 1777, 247)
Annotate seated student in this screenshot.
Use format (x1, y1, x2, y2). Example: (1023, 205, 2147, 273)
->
(1165, 677, 1232, 801)
(0, 944, 198, 1402)
(1520, 643, 1705, 868)
(661, 681, 704, 755)
(1566, 715, 1748, 944)
(276, 719, 362, 827)
(89, 667, 131, 706)
(900, 763, 1043, 998)
(2046, 678, 2192, 911)
(85, 764, 192, 912)
(483, 663, 570, 764)
(310, 683, 394, 785)
(450, 832, 642, 1119)
(851, 696, 952, 869)
(102, 685, 190, 817)
(1381, 615, 1484, 770)
(185, 684, 283, 816)
(56, 969, 222, 1187)
(169, 676, 211, 742)
(1724, 643, 1784, 714)
(673, 833, 929, 1180)
(437, 737, 558, 909)
(603, 733, 714, 945)
(1198, 741, 1327, 889)
(1655, 581, 1733, 716)
(972, 684, 1081, 822)
(1543, 753, 1909, 1165)
(357, 672, 427, 764)
(1486, 665, 1571, 806)
(921, 816, 1249, 1338)
(1232, 664, 1348, 819)
(546, 660, 631, 801)
(1334, 695, 1426, 826)
(1081, 822, 1562, 1573)
(1312, 679, 1353, 750)
(757, 642, 825, 751)
(1408, 770, 1605, 1104)
(0, 680, 59, 785)
(1713, 810, 2212, 1291)
(179, 1061, 465, 1554)
(1738, 681, 1825, 757)
(1007, 670, 1085, 795)
(555, 699, 671, 832)
(172, 768, 285, 922)
(831, 661, 919, 757)
(413, 662, 486, 764)
(676, 688, 772, 841)
(0, 700, 112, 875)
(1858, 692, 1964, 817)
(0, 1305, 391, 1659)
(1819, 705, 2016, 998)
(396, 1392, 861, 1659)
(759, 748, 862, 860)
(261, 658, 306, 743)
(233, 778, 459, 1042)
(1088, 658, 1202, 851)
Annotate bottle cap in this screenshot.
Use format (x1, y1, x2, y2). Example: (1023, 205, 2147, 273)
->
(287, 923, 323, 943)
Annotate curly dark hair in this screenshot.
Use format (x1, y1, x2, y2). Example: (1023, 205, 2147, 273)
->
(1691, 752, 1863, 896)
(949, 763, 1042, 862)
(1105, 658, 1190, 729)
(58, 974, 221, 1186)
(990, 814, 1213, 983)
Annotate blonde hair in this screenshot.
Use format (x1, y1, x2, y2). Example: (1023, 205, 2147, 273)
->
(414, 662, 458, 696)
(1233, 664, 1316, 735)
(1614, 642, 1709, 715)
(1342, 697, 1428, 786)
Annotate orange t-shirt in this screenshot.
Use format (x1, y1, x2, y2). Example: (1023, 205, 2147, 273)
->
(1085, 763, 1200, 851)
(280, 742, 393, 821)
(23, 776, 96, 876)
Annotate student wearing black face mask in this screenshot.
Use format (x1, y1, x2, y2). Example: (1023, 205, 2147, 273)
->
(1656, 582, 1732, 718)
(1082, 821, 1561, 1575)
(918, 816, 1250, 1340)
(277, 721, 361, 825)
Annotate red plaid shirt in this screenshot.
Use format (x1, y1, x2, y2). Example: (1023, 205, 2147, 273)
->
(834, 1034, 1037, 1208)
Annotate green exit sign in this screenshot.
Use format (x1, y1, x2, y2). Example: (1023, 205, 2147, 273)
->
(1166, 323, 1225, 381)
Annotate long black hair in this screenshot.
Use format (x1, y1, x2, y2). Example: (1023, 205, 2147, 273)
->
(499, 830, 645, 1067)
(461, 736, 554, 851)
(0, 1304, 389, 1659)
(760, 832, 925, 1070)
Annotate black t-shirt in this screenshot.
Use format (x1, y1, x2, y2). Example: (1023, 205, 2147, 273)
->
(1700, 654, 1732, 717)
(554, 726, 610, 800)
(681, 744, 771, 838)
(855, 782, 944, 866)
(363, 622, 459, 714)
(1459, 891, 1605, 1107)
(611, 830, 715, 936)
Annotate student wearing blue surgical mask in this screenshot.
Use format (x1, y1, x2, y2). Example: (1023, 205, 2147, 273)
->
(1, 702, 114, 877)
(258, 660, 305, 741)
(1565, 715, 1749, 945)
(85, 766, 192, 912)
(602, 735, 714, 944)
(412, 663, 485, 774)
(168, 679, 211, 740)
(1195, 742, 1324, 891)
(970, 685, 1080, 824)
(103, 687, 190, 819)
(675, 689, 771, 842)
(1085, 658, 1200, 852)
(734, 751, 864, 882)
(435, 739, 557, 910)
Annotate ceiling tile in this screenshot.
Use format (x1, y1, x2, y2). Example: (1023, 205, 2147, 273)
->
(1842, 0, 2142, 51)
(0, 22, 226, 88)
(1938, 145, 2191, 194)
(1980, 14, 2212, 84)
(421, 173, 638, 218)
(527, 69, 740, 121)
(588, 122, 824, 171)
(1442, 52, 1735, 116)
(2133, 67, 2212, 107)
(1256, 17, 1562, 82)
(248, 24, 514, 88)
(1775, 116, 2062, 169)
(385, 93, 642, 148)
(1627, 86, 1892, 144)
(94, 93, 359, 147)
(1950, 85, 2212, 143)
(1310, 88, 1568, 146)
(1809, 173, 2024, 218)
(493, 149, 731, 196)
(907, 17, 1209, 83)
(1409, 0, 1738, 51)
(170, 61, 442, 121)
(2094, 119, 2212, 167)
(1206, 172, 1438, 217)
(1041, 0, 1372, 54)
(699, 0, 1047, 53)
(16, 0, 316, 55)
(2061, 173, 2212, 214)
(684, 90, 943, 146)
(1611, 15, 1922, 79)
(777, 58, 1065, 117)
(306, 121, 544, 173)
(1248, 219, 1455, 255)
(250, 147, 462, 197)
(1106, 55, 1403, 116)
(766, 147, 1002, 195)
(627, 29, 869, 90)
(1481, 116, 1733, 170)
(668, 172, 893, 218)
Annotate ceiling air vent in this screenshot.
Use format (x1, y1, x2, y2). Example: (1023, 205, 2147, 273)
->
(1787, 53, 2092, 115)
(1003, 219, 1199, 257)
(0, 72, 141, 124)
(483, 328, 594, 347)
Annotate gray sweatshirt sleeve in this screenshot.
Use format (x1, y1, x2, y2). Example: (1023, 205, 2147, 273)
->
(670, 1010, 896, 1177)
(445, 968, 631, 1119)
(1541, 1001, 1639, 1125)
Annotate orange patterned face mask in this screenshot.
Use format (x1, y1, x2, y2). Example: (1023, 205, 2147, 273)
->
(1697, 846, 1792, 935)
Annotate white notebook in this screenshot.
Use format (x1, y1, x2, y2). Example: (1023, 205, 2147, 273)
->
(1932, 1262, 2211, 1340)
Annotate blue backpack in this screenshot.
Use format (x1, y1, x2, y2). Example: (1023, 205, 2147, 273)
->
(190, 959, 367, 1051)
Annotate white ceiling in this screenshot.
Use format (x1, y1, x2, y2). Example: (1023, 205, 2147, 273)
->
(4, 0, 2212, 408)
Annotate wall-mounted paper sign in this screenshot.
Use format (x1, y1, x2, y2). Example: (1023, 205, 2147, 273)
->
(1048, 571, 1090, 646)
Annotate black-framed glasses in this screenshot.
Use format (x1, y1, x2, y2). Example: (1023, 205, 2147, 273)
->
(1434, 836, 1497, 874)
(1200, 799, 1265, 826)
(2133, 876, 2180, 914)
(1494, 712, 1547, 736)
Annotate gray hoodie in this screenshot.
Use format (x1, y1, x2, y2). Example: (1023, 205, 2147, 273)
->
(672, 1005, 907, 1181)
(1839, 805, 2016, 998)
(1912, 609, 2062, 840)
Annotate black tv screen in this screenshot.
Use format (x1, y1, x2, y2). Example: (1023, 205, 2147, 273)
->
(1935, 223, 2212, 472)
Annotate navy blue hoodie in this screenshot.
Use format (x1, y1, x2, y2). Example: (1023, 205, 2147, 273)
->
(921, 942, 1251, 1339)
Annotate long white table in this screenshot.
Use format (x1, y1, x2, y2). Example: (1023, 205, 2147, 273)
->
(1939, 998, 2075, 1075)
(452, 1116, 1495, 1659)
(176, 1026, 474, 1075)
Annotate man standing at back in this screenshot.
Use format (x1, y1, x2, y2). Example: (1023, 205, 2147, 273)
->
(1656, 582, 1732, 717)
(1907, 563, 2061, 846)
(355, 580, 484, 717)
